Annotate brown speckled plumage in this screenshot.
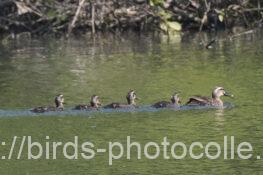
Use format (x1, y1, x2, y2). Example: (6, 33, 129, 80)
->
(31, 94, 64, 113)
(186, 87, 233, 107)
(152, 94, 181, 108)
(104, 90, 138, 109)
(74, 95, 101, 110)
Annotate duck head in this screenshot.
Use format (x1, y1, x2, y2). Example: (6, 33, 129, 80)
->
(126, 90, 138, 105)
(90, 95, 101, 108)
(55, 94, 64, 109)
(212, 87, 234, 99)
(171, 93, 181, 105)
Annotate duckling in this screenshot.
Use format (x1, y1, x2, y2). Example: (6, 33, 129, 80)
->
(75, 95, 101, 110)
(152, 93, 181, 109)
(104, 90, 138, 109)
(186, 87, 233, 107)
(30, 94, 65, 113)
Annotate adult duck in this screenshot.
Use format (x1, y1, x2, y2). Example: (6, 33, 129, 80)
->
(186, 87, 233, 107)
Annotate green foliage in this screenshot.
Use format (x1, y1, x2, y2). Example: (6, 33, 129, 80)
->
(160, 22, 168, 32)
(46, 8, 67, 22)
(150, 0, 163, 6)
(47, 9, 57, 19)
(218, 14, 224, 22)
(158, 8, 173, 19)
(160, 21, 182, 34)
(157, 8, 182, 34)
(166, 21, 182, 31)
(216, 9, 225, 22)
(46, 0, 56, 4)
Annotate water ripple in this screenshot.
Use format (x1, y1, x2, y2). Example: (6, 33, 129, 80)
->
(0, 103, 234, 118)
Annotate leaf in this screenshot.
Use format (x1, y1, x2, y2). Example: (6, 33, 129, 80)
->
(160, 22, 168, 32)
(150, 0, 163, 6)
(160, 21, 181, 36)
(218, 14, 224, 22)
(215, 9, 224, 22)
(47, 9, 56, 19)
(150, 0, 154, 6)
(167, 21, 182, 31)
(158, 8, 170, 19)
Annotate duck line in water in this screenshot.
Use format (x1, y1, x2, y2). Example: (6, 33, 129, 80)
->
(28, 86, 234, 113)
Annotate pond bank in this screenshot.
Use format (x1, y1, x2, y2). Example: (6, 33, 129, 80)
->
(0, 0, 263, 40)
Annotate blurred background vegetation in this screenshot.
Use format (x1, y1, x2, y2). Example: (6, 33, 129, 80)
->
(0, 0, 262, 39)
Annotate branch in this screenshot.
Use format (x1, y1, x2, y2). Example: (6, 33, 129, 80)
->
(67, 0, 86, 37)
(199, 0, 210, 32)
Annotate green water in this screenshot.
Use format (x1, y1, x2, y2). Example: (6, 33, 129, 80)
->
(0, 32, 262, 174)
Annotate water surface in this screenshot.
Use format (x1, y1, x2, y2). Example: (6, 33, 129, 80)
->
(0, 31, 262, 174)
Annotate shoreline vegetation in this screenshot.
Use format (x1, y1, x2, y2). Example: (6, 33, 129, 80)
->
(0, 0, 262, 41)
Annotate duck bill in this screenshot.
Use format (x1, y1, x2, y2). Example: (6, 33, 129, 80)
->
(136, 97, 140, 100)
(224, 91, 234, 98)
